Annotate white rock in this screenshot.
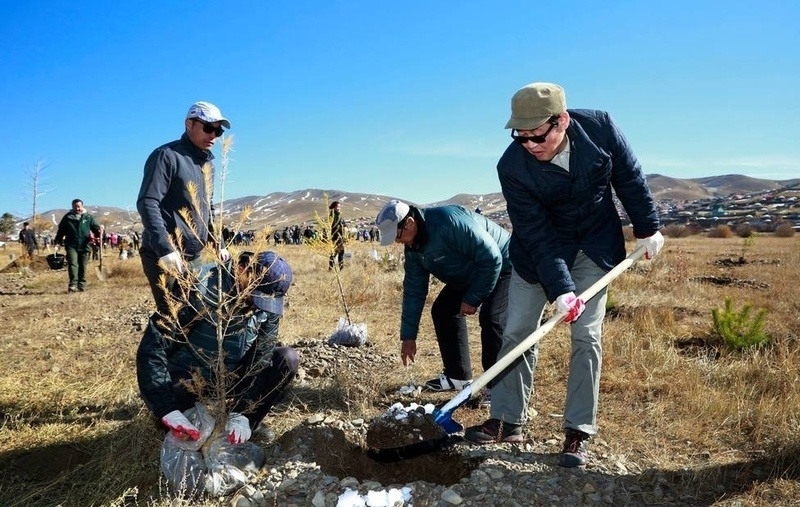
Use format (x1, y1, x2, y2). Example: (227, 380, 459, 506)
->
(311, 490, 326, 507)
(441, 488, 463, 505)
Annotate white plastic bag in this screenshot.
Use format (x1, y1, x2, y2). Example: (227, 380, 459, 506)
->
(328, 317, 368, 347)
(159, 403, 266, 497)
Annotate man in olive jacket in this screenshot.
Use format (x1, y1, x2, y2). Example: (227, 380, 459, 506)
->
(376, 200, 511, 395)
(54, 198, 103, 292)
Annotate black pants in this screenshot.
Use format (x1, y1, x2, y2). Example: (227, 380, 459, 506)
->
(431, 272, 510, 385)
(329, 245, 344, 270)
(140, 247, 202, 317)
(172, 347, 300, 429)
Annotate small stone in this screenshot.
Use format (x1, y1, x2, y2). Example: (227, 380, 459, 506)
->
(307, 413, 324, 424)
(310, 490, 325, 507)
(441, 488, 463, 505)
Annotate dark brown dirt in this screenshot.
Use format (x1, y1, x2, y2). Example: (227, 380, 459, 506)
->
(274, 425, 480, 486)
(365, 406, 446, 450)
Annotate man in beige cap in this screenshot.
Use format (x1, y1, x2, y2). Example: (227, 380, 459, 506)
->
(137, 101, 232, 319)
(464, 83, 665, 468)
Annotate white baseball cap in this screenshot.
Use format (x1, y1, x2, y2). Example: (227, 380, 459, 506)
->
(186, 101, 231, 129)
(375, 200, 411, 246)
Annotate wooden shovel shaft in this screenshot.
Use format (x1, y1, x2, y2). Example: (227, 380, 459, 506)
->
(437, 245, 648, 417)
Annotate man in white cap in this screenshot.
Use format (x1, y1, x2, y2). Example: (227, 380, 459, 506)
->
(375, 200, 511, 402)
(137, 101, 232, 320)
(464, 83, 664, 468)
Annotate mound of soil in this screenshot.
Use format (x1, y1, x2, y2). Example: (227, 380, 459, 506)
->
(365, 405, 446, 450)
(0, 255, 54, 273)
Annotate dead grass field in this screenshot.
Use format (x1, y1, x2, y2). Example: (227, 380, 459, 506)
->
(1, 234, 799, 506)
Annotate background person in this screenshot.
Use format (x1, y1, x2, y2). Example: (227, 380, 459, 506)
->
(328, 201, 346, 270)
(464, 82, 664, 468)
(18, 221, 38, 258)
(137, 101, 232, 317)
(136, 251, 299, 444)
(54, 199, 103, 292)
(375, 200, 511, 396)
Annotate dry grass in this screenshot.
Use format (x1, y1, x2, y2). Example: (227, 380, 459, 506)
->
(1, 235, 800, 506)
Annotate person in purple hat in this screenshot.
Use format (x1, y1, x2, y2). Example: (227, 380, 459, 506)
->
(136, 251, 298, 445)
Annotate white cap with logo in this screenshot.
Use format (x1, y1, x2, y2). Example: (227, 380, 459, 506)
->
(375, 200, 411, 246)
(186, 101, 231, 129)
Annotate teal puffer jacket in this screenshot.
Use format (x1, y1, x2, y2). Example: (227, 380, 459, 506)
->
(400, 205, 510, 340)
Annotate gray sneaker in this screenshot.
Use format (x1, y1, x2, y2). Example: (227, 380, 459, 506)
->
(560, 428, 590, 467)
(464, 418, 523, 444)
(423, 373, 471, 392)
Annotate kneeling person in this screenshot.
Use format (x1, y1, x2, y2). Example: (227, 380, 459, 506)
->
(136, 251, 298, 443)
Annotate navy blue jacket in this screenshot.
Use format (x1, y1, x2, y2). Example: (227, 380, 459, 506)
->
(497, 109, 659, 301)
(137, 133, 215, 260)
(401, 205, 510, 340)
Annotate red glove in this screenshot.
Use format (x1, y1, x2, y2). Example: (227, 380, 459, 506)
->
(161, 410, 200, 441)
(556, 292, 586, 323)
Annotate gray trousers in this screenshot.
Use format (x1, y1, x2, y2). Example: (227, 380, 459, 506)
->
(490, 251, 607, 435)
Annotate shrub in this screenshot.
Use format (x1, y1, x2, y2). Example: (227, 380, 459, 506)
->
(707, 225, 733, 238)
(734, 223, 753, 238)
(663, 224, 691, 238)
(775, 223, 796, 237)
(711, 296, 770, 351)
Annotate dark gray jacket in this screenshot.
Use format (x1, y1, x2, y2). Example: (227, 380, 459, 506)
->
(497, 109, 660, 301)
(136, 262, 279, 419)
(137, 133, 215, 260)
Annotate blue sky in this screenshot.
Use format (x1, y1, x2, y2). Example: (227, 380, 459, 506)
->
(2, 1, 798, 217)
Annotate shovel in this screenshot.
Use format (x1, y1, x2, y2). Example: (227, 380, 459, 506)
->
(433, 245, 648, 434)
(95, 242, 108, 281)
(368, 246, 647, 462)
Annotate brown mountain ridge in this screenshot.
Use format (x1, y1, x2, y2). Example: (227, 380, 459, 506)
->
(20, 174, 800, 233)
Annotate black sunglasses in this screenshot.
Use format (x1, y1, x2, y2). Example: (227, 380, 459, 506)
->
(193, 119, 225, 137)
(511, 117, 559, 145)
(395, 219, 407, 240)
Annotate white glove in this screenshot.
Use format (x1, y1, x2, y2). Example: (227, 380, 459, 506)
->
(161, 409, 200, 441)
(636, 230, 665, 260)
(158, 251, 184, 274)
(219, 248, 231, 262)
(555, 292, 586, 323)
(225, 413, 252, 444)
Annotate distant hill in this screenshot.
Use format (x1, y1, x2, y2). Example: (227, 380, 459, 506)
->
(14, 174, 800, 233)
(647, 174, 800, 202)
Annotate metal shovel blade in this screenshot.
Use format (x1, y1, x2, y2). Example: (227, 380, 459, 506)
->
(95, 245, 108, 281)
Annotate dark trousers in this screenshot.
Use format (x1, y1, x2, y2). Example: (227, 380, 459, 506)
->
(140, 247, 202, 317)
(65, 247, 90, 289)
(171, 347, 300, 429)
(328, 245, 344, 270)
(431, 272, 510, 384)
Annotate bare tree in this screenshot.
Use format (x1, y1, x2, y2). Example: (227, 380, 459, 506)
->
(25, 159, 51, 227)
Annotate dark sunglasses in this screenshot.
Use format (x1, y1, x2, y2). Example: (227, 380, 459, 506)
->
(193, 119, 224, 137)
(395, 220, 407, 240)
(511, 117, 559, 145)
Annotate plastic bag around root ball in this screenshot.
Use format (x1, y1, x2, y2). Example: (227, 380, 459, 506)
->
(327, 317, 369, 347)
(160, 403, 266, 498)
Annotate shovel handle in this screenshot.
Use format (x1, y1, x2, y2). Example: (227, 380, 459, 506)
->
(438, 245, 648, 415)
